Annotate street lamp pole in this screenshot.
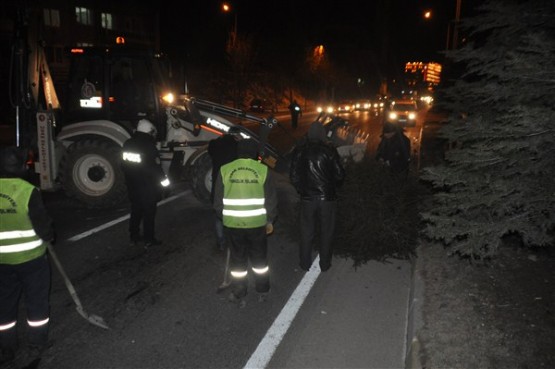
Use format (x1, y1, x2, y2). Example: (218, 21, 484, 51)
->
(222, 2, 237, 47)
(232, 12, 237, 47)
(446, 0, 462, 50)
(452, 0, 462, 49)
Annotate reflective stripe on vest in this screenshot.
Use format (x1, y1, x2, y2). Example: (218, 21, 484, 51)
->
(220, 159, 268, 228)
(0, 178, 47, 265)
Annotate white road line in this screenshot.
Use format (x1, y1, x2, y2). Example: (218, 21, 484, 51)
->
(243, 256, 321, 369)
(66, 190, 190, 242)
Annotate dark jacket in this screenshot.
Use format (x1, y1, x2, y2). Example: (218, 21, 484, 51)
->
(288, 102, 302, 116)
(289, 134, 345, 201)
(121, 131, 166, 197)
(207, 134, 238, 203)
(376, 130, 411, 174)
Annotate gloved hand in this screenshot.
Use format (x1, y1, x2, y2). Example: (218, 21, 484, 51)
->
(265, 223, 274, 235)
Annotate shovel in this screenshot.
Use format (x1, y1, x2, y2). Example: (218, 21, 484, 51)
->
(47, 244, 110, 329)
(216, 247, 232, 293)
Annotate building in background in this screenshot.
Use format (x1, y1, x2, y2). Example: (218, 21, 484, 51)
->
(0, 0, 159, 126)
(402, 62, 442, 101)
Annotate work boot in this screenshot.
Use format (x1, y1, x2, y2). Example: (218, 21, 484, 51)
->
(130, 235, 142, 246)
(144, 239, 162, 247)
(0, 348, 15, 365)
(19, 342, 49, 368)
(228, 292, 247, 308)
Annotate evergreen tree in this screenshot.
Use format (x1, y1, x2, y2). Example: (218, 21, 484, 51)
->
(420, 0, 555, 259)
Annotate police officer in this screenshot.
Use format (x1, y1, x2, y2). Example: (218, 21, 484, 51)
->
(213, 139, 278, 305)
(121, 119, 169, 247)
(0, 147, 55, 364)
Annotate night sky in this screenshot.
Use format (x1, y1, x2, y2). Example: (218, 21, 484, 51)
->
(157, 0, 478, 92)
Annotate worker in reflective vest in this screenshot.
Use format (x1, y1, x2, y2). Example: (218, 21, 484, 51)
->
(0, 147, 55, 364)
(213, 138, 278, 305)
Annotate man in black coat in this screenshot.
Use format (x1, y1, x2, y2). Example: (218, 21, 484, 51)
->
(289, 122, 345, 272)
(121, 119, 169, 247)
(376, 122, 411, 177)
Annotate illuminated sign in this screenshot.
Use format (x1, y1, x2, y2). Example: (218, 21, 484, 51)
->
(79, 96, 103, 108)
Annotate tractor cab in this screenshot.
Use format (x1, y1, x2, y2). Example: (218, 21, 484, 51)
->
(64, 46, 177, 138)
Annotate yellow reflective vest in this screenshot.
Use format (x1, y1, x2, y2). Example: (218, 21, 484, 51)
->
(0, 179, 47, 265)
(220, 158, 268, 228)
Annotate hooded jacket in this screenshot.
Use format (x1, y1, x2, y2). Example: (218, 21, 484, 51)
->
(289, 122, 345, 200)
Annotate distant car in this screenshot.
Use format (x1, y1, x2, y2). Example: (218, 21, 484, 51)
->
(354, 99, 371, 111)
(385, 100, 418, 127)
(249, 98, 272, 113)
(336, 100, 354, 113)
(316, 102, 335, 114)
(371, 100, 385, 111)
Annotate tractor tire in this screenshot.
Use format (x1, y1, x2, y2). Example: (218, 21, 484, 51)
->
(59, 139, 127, 208)
(190, 150, 212, 204)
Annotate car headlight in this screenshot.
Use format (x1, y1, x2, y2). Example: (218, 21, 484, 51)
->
(326, 106, 334, 113)
(389, 112, 398, 120)
(317, 107, 323, 113)
(408, 113, 416, 120)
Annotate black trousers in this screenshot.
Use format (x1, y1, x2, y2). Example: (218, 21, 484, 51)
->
(300, 199, 337, 271)
(128, 186, 159, 242)
(225, 226, 269, 297)
(0, 255, 51, 349)
(291, 113, 299, 129)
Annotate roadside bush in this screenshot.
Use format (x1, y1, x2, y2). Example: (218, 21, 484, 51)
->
(334, 156, 428, 268)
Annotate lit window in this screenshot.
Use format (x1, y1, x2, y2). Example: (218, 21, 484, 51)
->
(101, 13, 113, 30)
(43, 9, 60, 27)
(75, 7, 92, 25)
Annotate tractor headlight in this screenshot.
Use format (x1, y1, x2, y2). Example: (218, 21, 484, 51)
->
(162, 93, 175, 104)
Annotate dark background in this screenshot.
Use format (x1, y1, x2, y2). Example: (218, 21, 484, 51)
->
(158, 0, 477, 86)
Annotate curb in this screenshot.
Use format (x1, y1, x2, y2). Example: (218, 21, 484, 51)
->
(405, 249, 425, 369)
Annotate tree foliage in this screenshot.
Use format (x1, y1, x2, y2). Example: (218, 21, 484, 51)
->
(419, 0, 555, 259)
(335, 157, 425, 267)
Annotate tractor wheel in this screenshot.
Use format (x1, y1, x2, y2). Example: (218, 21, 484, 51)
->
(190, 150, 212, 204)
(59, 139, 127, 208)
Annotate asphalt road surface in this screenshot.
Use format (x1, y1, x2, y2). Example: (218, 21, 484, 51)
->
(4, 107, 436, 369)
